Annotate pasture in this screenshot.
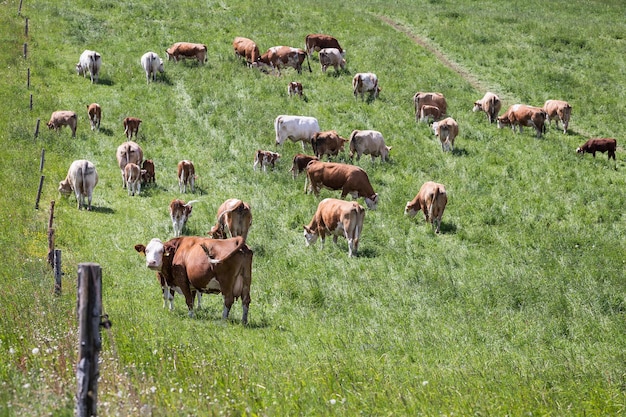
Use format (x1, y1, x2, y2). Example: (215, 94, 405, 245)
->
(1, 0, 625, 415)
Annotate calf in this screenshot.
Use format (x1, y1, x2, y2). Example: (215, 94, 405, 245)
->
(47, 110, 77, 137)
(233, 37, 260, 66)
(311, 130, 348, 160)
(304, 198, 365, 257)
(141, 159, 155, 184)
(497, 104, 546, 138)
(58, 159, 98, 210)
(405, 181, 448, 233)
(543, 99, 572, 134)
(116, 141, 143, 188)
(288, 81, 303, 98)
(432, 117, 459, 152)
(123, 117, 142, 139)
(76, 50, 102, 84)
(352, 73, 380, 101)
(169, 199, 198, 237)
(208, 199, 252, 241)
(414, 92, 447, 122)
(319, 48, 345, 73)
(473, 92, 501, 124)
(124, 162, 141, 196)
(290, 153, 319, 192)
(348, 129, 391, 162)
(141, 51, 164, 83)
(253, 150, 281, 171)
(576, 138, 616, 160)
(177, 160, 196, 193)
(165, 42, 207, 64)
(305, 34, 344, 57)
(419, 105, 442, 123)
(86, 103, 101, 131)
(305, 161, 379, 210)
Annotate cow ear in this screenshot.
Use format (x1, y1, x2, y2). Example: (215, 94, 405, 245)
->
(134, 244, 146, 254)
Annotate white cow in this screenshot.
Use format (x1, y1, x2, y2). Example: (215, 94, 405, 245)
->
(140, 51, 164, 83)
(348, 129, 391, 162)
(319, 48, 345, 73)
(352, 73, 380, 100)
(432, 117, 459, 152)
(274, 115, 320, 150)
(76, 50, 102, 84)
(58, 159, 99, 210)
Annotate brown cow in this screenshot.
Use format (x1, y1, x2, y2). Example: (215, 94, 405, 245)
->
(288, 81, 303, 98)
(473, 92, 501, 124)
(233, 37, 260, 66)
(352, 73, 380, 101)
(305, 161, 379, 210)
(124, 162, 141, 196)
(165, 42, 207, 64)
(311, 130, 348, 160)
(576, 138, 616, 160)
(497, 104, 546, 138)
(177, 160, 195, 193)
(116, 141, 143, 188)
(419, 105, 442, 123)
(290, 153, 319, 192)
(123, 117, 142, 139)
(135, 236, 253, 323)
(169, 199, 198, 237)
(257, 46, 311, 75)
(141, 159, 155, 184)
(253, 150, 281, 171)
(543, 100, 572, 134)
(47, 110, 77, 137)
(305, 34, 344, 57)
(432, 117, 459, 152)
(414, 92, 447, 122)
(405, 181, 448, 234)
(208, 199, 252, 241)
(303, 198, 365, 258)
(86, 103, 101, 131)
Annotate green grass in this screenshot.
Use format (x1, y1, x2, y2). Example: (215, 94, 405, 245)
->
(1, 0, 625, 415)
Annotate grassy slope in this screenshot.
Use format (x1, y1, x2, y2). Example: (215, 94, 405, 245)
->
(0, 0, 625, 415)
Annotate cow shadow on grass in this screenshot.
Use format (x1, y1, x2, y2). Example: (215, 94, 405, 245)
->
(98, 127, 114, 136)
(95, 78, 114, 86)
(355, 246, 377, 258)
(156, 73, 174, 86)
(451, 147, 469, 156)
(438, 222, 457, 234)
(90, 205, 115, 214)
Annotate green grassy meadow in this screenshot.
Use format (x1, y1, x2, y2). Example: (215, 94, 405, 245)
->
(1, 0, 625, 415)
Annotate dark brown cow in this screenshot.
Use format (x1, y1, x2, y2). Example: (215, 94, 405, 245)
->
(165, 42, 207, 64)
(253, 150, 281, 171)
(405, 181, 448, 234)
(305, 161, 379, 210)
(305, 34, 344, 57)
(123, 117, 142, 139)
(288, 81, 303, 98)
(208, 199, 252, 241)
(290, 153, 319, 192)
(233, 37, 260, 66)
(311, 130, 348, 160)
(257, 46, 311, 75)
(497, 104, 547, 138)
(135, 236, 253, 323)
(177, 160, 195, 193)
(86, 103, 101, 131)
(141, 159, 155, 184)
(576, 138, 616, 160)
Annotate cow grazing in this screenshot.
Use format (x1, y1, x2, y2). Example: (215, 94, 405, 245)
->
(352, 73, 380, 101)
(76, 50, 102, 84)
(233, 37, 260, 66)
(169, 199, 198, 237)
(305, 34, 344, 57)
(257, 46, 311, 75)
(124, 162, 141, 196)
(274, 115, 320, 150)
(253, 150, 281, 171)
(47, 110, 77, 137)
(432, 117, 459, 152)
(58, 159, 98, 211)
(576, 138, 616, 160)
(208, 199, 252, 241)
(290, 153, 319, 192)
(543, 100, 572, 134)
(319, 48, 345, 73)
(405, 181, 448, 234)
(116, 141, 143, 188)
(288, 81, 303, 98)
(135, 236, 253, 323)
(305, 161, 379, 210)
(123, 117, 142, 139)
(177, 160, 196, 193)
(419, 105, 442, 123)
(414, 92, 447, 122)
(165, 42, 207, 64)
(311, 130, 348, 160)
(303, 198, 365, 258)
(497, 104, 547, 138)
(86, 103, 101, 131)
(141, 159, 155, 184)
(141, 51, 164, 83)
(348, 129, 391, 162)
(473, 92, 501, 124)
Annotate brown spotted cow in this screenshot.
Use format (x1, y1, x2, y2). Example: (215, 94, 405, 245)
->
(169, 199, 198, 237)
(86, 103, 101, 131)
(253, 150, 281, 171)
(177, 160, 196, 193)
(288, 81, 303, 98)
(257, 46, 311, 75)
(497, 104, 546, 138)
(352, 73, 380, 101)
(305, 34, 344, 57)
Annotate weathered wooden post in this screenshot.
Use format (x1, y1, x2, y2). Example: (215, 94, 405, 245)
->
(54, 250, 62, 295)
(27, 68, 30, 88)
(23, 43, 27, 59)
(76, 263, 103, 417)
(47, 200, 55, 267)
(35, 175, 44, 209)
(40, 148, 45, 171)
(17, 0, 23, 15)
(25, 18, 29, 36)
(34, 118, 40, 138)
(30, 94, 33, 110)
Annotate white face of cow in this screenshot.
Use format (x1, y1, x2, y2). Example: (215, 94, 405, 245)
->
(365, 194, 379, 210)
(303, 226, 318, 246)
(404, 202, 418, 217)
(144, 238, 165, 271)
(472, 103, 482, 112)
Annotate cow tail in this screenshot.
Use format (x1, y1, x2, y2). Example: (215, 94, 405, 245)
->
(306, 52, 312, 72)
(429, 188, 439, 226)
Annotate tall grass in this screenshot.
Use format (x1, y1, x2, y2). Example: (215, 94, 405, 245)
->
(1, 0, 625, 415)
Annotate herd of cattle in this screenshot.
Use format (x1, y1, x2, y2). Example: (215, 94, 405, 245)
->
(50, 33, 618, 323)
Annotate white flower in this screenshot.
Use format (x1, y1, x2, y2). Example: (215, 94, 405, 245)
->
(422, 380, 429, 386)
(329, 399, 337, 405)
(9, 348, 15, 355)
(31, 348, 40, 355)
(150, 386, 157, 394)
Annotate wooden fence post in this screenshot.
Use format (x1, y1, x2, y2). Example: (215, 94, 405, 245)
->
(23, 43, 27, 59)
(76, 263, 103, 417)
(35, 175, 44, 209)
(40, 148, 45, 171)
(30, 94, 33, 111)
(25, 18, 29, 37)
(54, 250, 62, 295)
(17, 0, 23, 15)
(34, 118, 39, 138)
(47, 200, 55, 267)
(27, 68, 30, 88)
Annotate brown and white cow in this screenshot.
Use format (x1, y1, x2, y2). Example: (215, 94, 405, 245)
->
(311, 130, 348, 160)
(419, 105, 443, 123)
(305, 161, 379, 210)
(348, 129, 391, 162)
(497, 104, 546, 138)
(47, 110, 77, 137)
(135, 236, 253, 322)
(141, 159, 155, 184)
(473, 92, 501, 124)
(414, 92, 447, 122)
(124, 162, 141, 196)
(257, 46, 311, 75)
(543, 99, 572, 134)
(319, 48, 345, 73)
(405, 181, 448, 234)
(165, 42, 207, 64)
(116, 141, 143, 188)
(253, 150, 281, 171)
(352, 73, 380, 101)
(432, 117, 459, 152)
(169, 199, 198, 237)
(288, 81, 303, 98)
(177, 160, 196, 193)
(576, 138, 616, 160)
(58, 159, 98, 210)
(123, 117, 142, 139)
(303, 198, 365, 258)
(208, 199, 252, 241)
(289, 153, 319, 192)
(86, 103, 101, 131)
(233, 37, 260, 66)
(305, 34, 344, 57)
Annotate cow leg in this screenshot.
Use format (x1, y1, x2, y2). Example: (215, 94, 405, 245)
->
(222, 293, 234, 320)
(347, 238, 354, 257)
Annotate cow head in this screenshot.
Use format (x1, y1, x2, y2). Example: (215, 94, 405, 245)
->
(135, 238, 165, 271)
(303, 225, 319, 246)
(365, 194, 379, 210)
(404, 201, 420, 217)
(58, 179, 73, 196)
(75, 63, 84, 76)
